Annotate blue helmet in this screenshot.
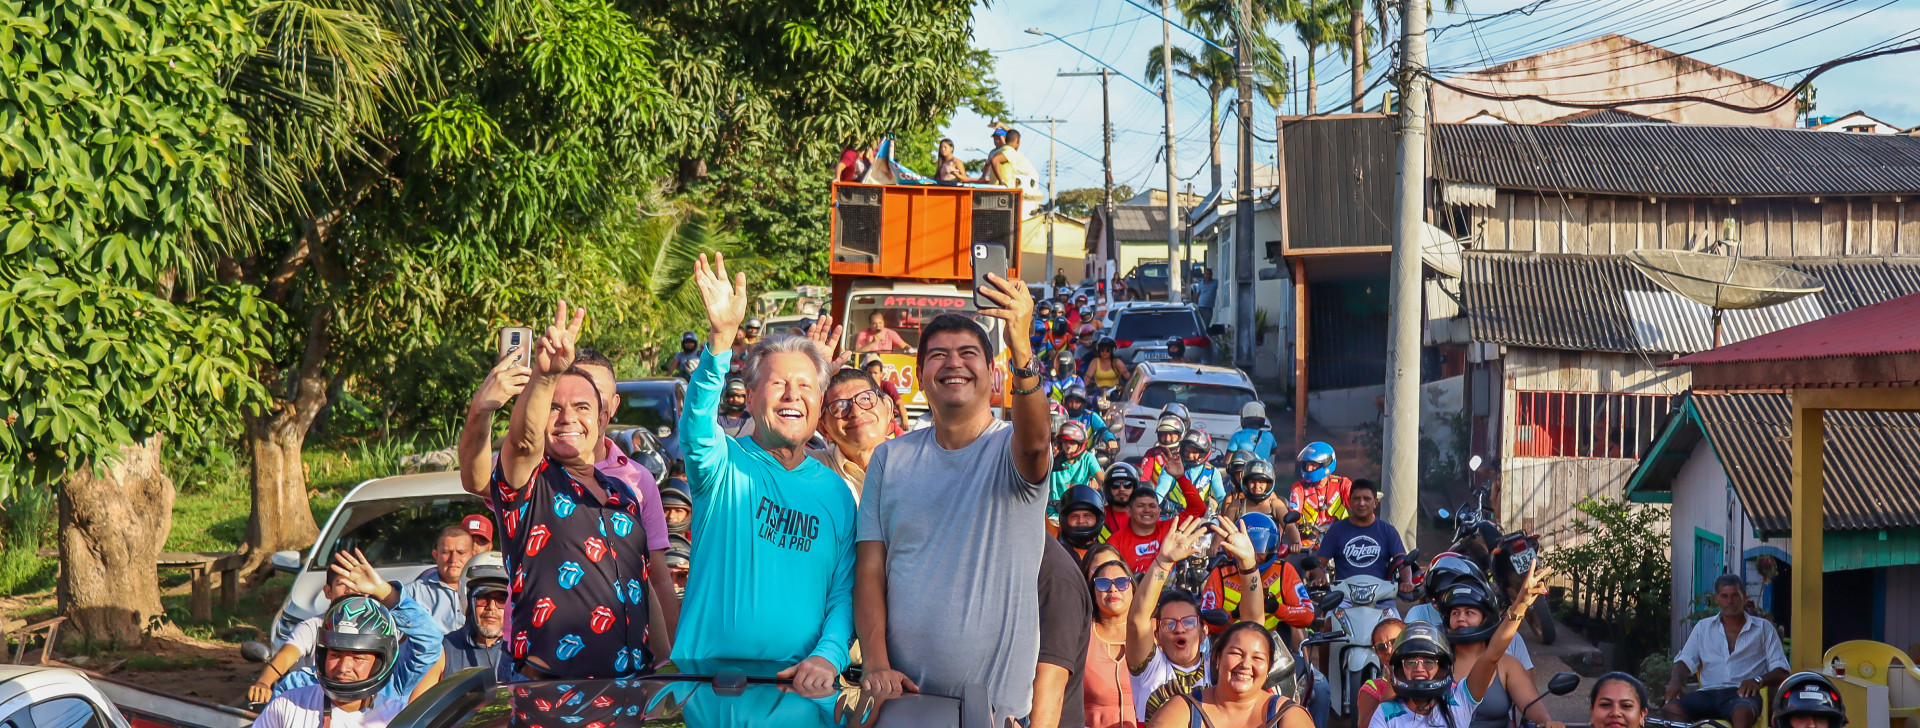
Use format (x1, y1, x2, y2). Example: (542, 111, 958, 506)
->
(1296, 442, 1336, 483)
(1240, 512, 1282, 572)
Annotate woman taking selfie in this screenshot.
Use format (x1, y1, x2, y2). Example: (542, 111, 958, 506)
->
(1084, 545, 1139, 728)
(1437, 576, 1563, 728)
(1146, 621, 1312, 728)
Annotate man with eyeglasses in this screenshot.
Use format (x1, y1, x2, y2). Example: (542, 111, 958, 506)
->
(808, 367, 896, 502)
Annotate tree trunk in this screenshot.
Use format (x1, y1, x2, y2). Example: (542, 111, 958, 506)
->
(1306, 47, 1319, 114)
(240, 306, 333, 579)
(1208, 90, 1223, 194)
(58, 434, 174, 646)
(1351, 0, 1367, 112)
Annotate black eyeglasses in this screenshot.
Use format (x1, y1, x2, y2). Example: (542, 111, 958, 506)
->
(1094, 576, 1133, 593)
(826, 390, 883, 418)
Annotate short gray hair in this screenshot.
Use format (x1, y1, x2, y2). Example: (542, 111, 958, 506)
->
(742, 334, 832, 390)
(1713, 574, 1744, 594)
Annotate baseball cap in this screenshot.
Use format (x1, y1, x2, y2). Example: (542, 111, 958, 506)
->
(461, 514, 495, 544)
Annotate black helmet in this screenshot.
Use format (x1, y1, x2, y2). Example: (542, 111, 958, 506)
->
(1058, 485, 1107, 548)
(1772, 672, 1847, 728)
(1166, 336, 1186, 352)
(1106, 462, 1140, 488)
(666, 533, 692, 571)
(1425, 553, 1492, 603)
(723, 378, 748, 396)
(315, 597, 400, 703)
(1055, 349, 1075, 366)
(1242, 459, 1276, 501)
(1037, 301, 1054, 314)
(1063, 384, 1090, 405)
(1052, 319, 1070, 336)
(1389, 622, 1455, 701)
(1096, 336, 1117, 352)
(1435, 579, 1501, 644)
(680, 331, 698, 344)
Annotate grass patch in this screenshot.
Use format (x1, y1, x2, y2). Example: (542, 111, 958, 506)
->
(125, 653, 219, 671)
(0, 487, 56, 596)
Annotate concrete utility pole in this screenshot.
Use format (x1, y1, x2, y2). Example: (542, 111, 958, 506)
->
(1233, 0, 1256, 366)
(1061, 70, 1116, 286)
(1384, 0, 1430, 549)
(1161, 0, 1183, 303)
(1014, 117, 1066, 286)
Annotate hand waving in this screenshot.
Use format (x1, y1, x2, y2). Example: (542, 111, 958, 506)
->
(1155, 516, 1208, 566)
(1213, 517, 1258, 572)
(804, 312, 851, 369)
(535, 300, 586, 377)
(329, 549, 393, 603)
(693, 253, 748, 346)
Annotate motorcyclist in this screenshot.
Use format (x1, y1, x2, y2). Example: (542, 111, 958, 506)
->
(1047, 349, 1086, 401)
(252, 553, 443, 728)
(1048, 420, 1104, 517)
(1407, 554, 1536, 670)
(1084, 337, 1130, 390)
(1313, 479, 1409, 590)
(1032, 301, 1056, 350)
(660, 479, 692, 540)
(1227, 402, 1277, 461)
(716, 377, 755, 437)
(1769, 672, 1849, 728)
(1370, 569, 1541, 728)
(1102, 462, 1141, 538)
(665, 533, 691, 598)
(411, 552, 507, 683)
(1435, 578, 1563, 728)
(1141, 414, 1188, 501)
(1289, 442, 1351, 539)
(1155, 429, 1220, 518)
(1164, 337, 1189, 364)
(1061, 385, 1116, 446)
(1219, 458, 1285, 521)
(669, 331, 701, 379)
(1056, 484, 1107, 560)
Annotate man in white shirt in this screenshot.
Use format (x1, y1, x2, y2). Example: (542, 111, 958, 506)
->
(1663, 575, 1790, 728)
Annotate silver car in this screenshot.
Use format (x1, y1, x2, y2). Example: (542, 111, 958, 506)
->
(1115, 362, 1260, 462)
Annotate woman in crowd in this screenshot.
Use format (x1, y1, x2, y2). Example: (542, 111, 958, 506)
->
(1084, 545, 1138, 728)
(1128, 517, 1264, 723)
(1355, 618, 1407, 728)
(1588, 672, 1650, 728)
(1086, 337, 1131, 390)
(1370, 566, 1549, 728)
(1146, 621, 1313, 728)
(934, 138, 972, 183)
(1438, 575, 1562, 728)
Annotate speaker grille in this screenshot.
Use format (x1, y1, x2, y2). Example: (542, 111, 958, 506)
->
(972, 191, 1017, 248)
(834, 187, 882, 263)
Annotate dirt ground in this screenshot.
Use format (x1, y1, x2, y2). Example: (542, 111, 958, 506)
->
(4, 589, 265, 708)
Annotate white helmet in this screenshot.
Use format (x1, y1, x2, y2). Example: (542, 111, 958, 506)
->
(1241, 401, 1266, 420)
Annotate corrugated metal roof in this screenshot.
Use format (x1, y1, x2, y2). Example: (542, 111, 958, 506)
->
(1432, 123, 1920, 197)
(1691, 392, 1920, 534)
(1669, 291, 1920, 366)
(1098, 204, 1191, 243)
(1543, 109, 1669, 125)
(1463, 253, 1920, 354)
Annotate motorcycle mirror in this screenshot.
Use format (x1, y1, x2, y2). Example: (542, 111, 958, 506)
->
(1547, 672, 1580, 696)
(1282, 510, 1302, 525)
(1311, 591, 1344, 614)
(240, 640, 273, 663)
(1468, 455, 1483, 471)
(1200, 608, 1232, 627)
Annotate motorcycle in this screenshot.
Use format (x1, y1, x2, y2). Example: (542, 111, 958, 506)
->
(1321, 574, 1399, 719)
(1438, 454, 1557, 645)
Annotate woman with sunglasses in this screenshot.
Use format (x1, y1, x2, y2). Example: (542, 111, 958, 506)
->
(1084, 546, 1140, 728)
(1373, 566, 1550, 728)
(1356, 618, 1407, 728)
(1147, 621, 1313, 728)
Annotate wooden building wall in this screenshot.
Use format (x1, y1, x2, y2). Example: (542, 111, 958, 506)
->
(1497, 348, 1688, 544)
(1279, 114, 1396, 252)
(1463, 193, 1920, 257)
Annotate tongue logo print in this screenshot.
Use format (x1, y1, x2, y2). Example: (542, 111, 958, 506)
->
(526, 524, 552, 556)
(533, 698, 553, 712)
(589, 605, 615, 633)
(512, 631, 529, 658)
(503, 504, 521, 538)
(618, 578, 644, 605)
(609, 512, 633, 538)
(583, 536, 607, 563)
(592, 696, 614, 708)
(557, 561, 584, 589)
(531, 597, 556, 627)
(553, 492, 577, 518)
(614, 646, 633, 672)
(555, 634, 585, 661)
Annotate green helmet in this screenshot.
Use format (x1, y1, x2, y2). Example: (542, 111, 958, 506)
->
(316, 596, 400, 703)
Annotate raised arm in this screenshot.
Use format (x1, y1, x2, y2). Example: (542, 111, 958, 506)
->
(1216, 518, 1265, 627)
(1468, 566, 1548, 702)
(678, 254, 749, 489)
(976, 273, 1051, 484)
(1129, 516, 1204, 673)
(458, 352, 530, 496)
(501, 302, 585, 490)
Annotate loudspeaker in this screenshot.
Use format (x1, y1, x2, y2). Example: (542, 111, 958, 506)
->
(834, 186, 883, 264)
(972, 190, 1018, 250)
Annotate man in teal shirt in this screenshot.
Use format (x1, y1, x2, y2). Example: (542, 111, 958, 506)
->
(672, 253, 856, 696)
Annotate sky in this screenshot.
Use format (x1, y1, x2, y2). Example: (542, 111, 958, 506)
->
(940, 0, 1920, 196)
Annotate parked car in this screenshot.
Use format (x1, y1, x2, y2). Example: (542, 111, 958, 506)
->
(612, 378, 685, 464)
(388, 663, 984, 728)
(0, 665, 252, 728)
(1122, 263, 1170, 300)
(266, 472, 484, 647)
(1108, 303, 1221, 365)
(1115, 361, 1261, 461)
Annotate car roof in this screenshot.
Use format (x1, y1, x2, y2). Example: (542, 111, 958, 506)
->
(338, 470, 472, 504)
(1114, 303, 1196, 314)
(0, 665, 90, 692)
(1138, 361, 1255, 386)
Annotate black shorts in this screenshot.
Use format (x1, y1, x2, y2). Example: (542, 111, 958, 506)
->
(1675, 687, 1762, 719)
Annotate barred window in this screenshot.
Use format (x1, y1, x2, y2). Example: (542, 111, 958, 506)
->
(1512, 391, 1675, 459)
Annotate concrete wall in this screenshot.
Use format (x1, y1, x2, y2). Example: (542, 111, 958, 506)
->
(1431, 34, 1794, 127)
(1020, 214, 1088, 281)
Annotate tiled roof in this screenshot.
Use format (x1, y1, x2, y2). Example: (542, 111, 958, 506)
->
(1461, 253, 1920, 353)
(1431, 122, 1920, 197)
(1628, 391, 1920, 534)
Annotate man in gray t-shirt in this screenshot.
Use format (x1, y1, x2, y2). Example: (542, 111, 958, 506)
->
(856, 277, 1054, 722)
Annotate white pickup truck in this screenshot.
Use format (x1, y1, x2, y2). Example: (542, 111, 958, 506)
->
(0, 665, 252, 728)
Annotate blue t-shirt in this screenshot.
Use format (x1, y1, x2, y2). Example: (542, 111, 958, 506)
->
(673, 347, 858, 671)
(1227, 427, 1276, 461)
(1048, 452, 1103, 516)
(1315, 517, 1406, 582)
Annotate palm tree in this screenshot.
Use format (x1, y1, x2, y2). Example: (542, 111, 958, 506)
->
(1288, 0, 1349, 114)
(1345, 0, 1460, 113)
(1145, 3, 1288, 193)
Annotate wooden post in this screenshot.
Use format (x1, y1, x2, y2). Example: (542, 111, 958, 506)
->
(1789, 395, 1824, 671)
(1292, 256, 1309, 453)
(189, 563, 212, 623)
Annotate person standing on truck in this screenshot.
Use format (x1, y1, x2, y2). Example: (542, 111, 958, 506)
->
(853, 311, 914, 354)
(674, 253, 857, 697)
(252, 550, 443, 728)
(855, 275, 1052, 723)
(986, 126, 1042, 196)
(836, 139, 877, 183)
(934, 139, 974, 183)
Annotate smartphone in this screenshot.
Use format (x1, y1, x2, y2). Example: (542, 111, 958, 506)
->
(971, 242, 1010, 310)
(498, 326, 533, 368)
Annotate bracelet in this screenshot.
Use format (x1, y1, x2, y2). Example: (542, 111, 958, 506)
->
(1504, 610, 1527, 622)
(1011, 379, 1043, 396)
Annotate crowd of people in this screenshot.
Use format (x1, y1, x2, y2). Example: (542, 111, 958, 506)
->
(246, 253, 1855, 728)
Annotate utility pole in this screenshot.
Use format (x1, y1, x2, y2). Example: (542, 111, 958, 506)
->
(1384, 0, 1430, 551)
(1233, 0, 1256, 366)
(1061, 70, 1116, 287)
(1014, 117, 1066, 287)
(1161, 0, 1183, 303)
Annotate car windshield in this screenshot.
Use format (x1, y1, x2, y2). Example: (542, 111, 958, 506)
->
(1138, 381, 1257, 415)
(613, 384, 677, 430)
(311, 494, 484, 571)
(1115, 310, 1200, 341)
(843, 292, 985, 350)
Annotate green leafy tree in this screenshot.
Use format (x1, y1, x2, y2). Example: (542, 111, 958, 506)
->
(0, 0, 273, 642)
(1287, 0, 1350, 114)
(1546, 496, 1674, 670)
(1052, 186, 1137, 219)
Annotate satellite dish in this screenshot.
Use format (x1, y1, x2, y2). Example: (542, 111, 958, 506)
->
(1420, 222, 1468, 278)
(1627, 244, 1824, 348)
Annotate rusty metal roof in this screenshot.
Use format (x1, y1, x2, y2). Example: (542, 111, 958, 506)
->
(1628, 391, 1920, 534)
(1670, 291, 1920, 366)
(1462, 253, 1920, 353)
(1093, 204, 1191, 243)
(1432, 123, 1920, 197)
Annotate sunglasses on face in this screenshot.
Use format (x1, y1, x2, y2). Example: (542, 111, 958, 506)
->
(1401, 657, 1440, 670)
(1094, 576, 1133, 593)
(826, 390, 882, 418)
(1159, 616, 1201, 631)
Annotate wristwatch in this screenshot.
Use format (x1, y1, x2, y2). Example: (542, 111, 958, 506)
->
(1008, 355, 1042, 380)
